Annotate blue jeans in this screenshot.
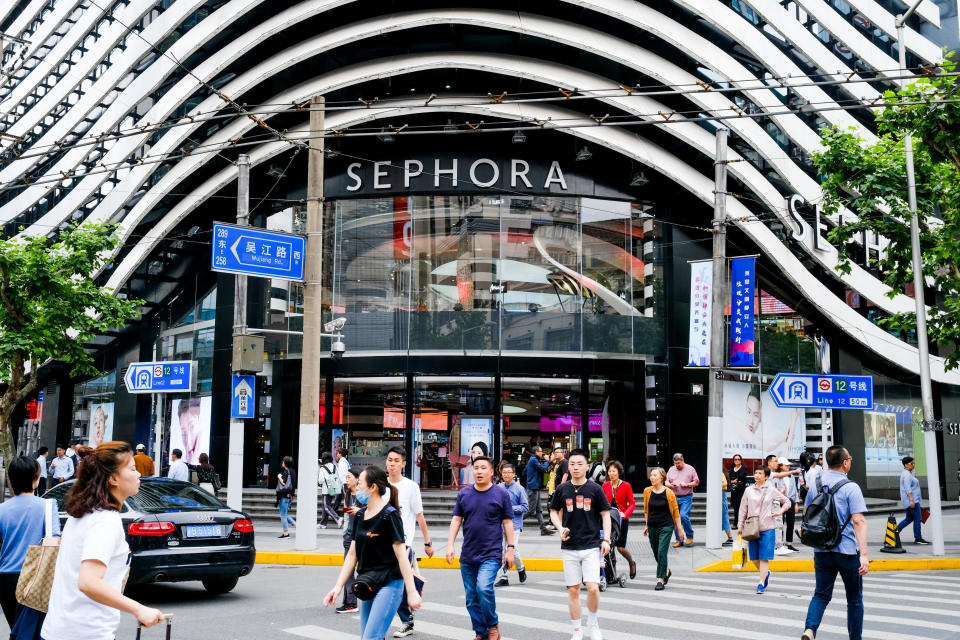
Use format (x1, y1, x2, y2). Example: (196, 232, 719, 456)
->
(360, 578, 404, 640)
(460, 559, 500, 635)
(804, 552, 863, 640)
(898, 503, 923, 541)
(278, 497, 295, 531)
(720, 490, 730, 532)
(675, 494, 694, 541)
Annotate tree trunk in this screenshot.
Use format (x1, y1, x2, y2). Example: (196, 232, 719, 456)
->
(0, 412, 15, 499)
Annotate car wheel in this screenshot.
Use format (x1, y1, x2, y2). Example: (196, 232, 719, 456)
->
(201, 577, 239, 594)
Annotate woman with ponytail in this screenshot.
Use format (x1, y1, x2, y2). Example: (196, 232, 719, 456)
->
(323, 465, 420, 640)
(41, 442, 165, 640)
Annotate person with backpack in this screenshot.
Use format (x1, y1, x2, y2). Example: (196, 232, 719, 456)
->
(319, 451, 344, 529)
(801, 445, 869, 640)
(736, 466, 790, 594)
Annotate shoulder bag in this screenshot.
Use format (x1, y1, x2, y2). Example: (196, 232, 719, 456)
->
(16, 499, 60, 612)
(741, 486, 762, 541)
(351, 506, 398, 601)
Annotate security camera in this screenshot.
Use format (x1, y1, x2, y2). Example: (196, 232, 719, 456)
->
(331, 338, 346, 360)
(324, 317, 347, 333)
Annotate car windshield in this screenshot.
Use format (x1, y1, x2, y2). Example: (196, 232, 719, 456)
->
(128, 482, 226, 512)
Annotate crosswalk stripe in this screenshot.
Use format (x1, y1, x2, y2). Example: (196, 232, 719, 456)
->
(483, 593, 924, 640)
(522, 581, 960, 632)
(853, 572, 960, 587)
(416, 604, 663, 640)
(283, 625, 360, 640)
(683, 572, 960, 606)
(656, 574, 960, 614)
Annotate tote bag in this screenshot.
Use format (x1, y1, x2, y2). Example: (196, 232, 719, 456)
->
(16, 499, 60, 613)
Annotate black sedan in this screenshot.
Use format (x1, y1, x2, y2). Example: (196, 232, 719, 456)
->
(43, 477, 255, 594)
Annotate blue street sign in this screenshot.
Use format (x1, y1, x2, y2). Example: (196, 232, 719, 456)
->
(124, 361, 197, 394)
(769, 373, 873, 410)
(211, 222, 305, 281)
(231, 374, 256, 419)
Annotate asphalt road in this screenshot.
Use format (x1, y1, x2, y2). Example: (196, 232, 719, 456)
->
(109, 564, 960, 640)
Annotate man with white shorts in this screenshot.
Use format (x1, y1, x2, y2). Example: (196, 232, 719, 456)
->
(550, 449, 611, 640)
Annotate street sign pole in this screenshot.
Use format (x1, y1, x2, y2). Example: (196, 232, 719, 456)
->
(706, 127, 728, 550)
(296, 96, 324, 551)
(897, 5, 944, 556)
(227, 154, 250, 511)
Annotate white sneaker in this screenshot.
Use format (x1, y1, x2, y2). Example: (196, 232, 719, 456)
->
(587, 623, 603, 640)
(773, 546, 791, 556)
(569, 630, 584, 640)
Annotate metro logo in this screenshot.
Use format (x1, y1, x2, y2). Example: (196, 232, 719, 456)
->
(818, 378, 832, 392)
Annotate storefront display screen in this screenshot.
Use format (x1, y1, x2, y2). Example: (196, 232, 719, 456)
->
(460, 417, 492, 484)
(170, 397, 211, 465)
(723, 381, 804, 460)
(864, 405, 918, 476)
(88, 402, 114, 447)
(538, 414, 602, 431)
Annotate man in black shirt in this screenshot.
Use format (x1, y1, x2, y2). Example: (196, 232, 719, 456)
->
(549, 449, 611, 640)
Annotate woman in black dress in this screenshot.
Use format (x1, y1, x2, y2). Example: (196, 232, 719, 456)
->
(728, 454, 747, 526)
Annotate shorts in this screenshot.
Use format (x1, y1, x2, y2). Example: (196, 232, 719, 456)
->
(747, 529, 776, 562)
(562, 548, 601, 586)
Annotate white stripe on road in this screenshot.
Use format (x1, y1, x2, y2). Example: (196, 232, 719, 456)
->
(284, 625, 360, 640)
(523, 581, 960, 632)
(419, 602, 678, 640)
(495, 591, 935, 639)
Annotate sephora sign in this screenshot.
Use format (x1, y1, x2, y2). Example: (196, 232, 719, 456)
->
(324, 153, 631, 199)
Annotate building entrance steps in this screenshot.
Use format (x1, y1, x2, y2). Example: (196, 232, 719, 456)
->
(221, 487, 956, 527)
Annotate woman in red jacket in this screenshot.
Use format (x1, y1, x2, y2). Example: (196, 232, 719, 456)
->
(602, 460, 637, 579)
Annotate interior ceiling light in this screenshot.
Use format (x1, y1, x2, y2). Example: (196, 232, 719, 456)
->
(512, 130, 526, 144)
(266, 164, 287, 178)
(378, 128, 395, 143)
(323, 147, 340, 158)
(630, 170, 649, 187)
(443, 119, 457, 134)
(575, 145, 592, 161)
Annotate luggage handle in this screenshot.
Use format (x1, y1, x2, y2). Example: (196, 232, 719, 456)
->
(136, 613, 173, 640)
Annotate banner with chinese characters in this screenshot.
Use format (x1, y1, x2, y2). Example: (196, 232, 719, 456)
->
(687, 261, 712, 367)
(729, 256, 756, 366)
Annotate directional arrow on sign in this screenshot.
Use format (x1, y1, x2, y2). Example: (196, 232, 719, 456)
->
(234, 378, 253, 399)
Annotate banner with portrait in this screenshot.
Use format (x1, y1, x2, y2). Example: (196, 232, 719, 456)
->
(88, 402, 115, 447)
(170, 396, 211, 465)
(459, 416, 492, 484)
(864, 404, 919, 477)
(722, 381, 804, 460)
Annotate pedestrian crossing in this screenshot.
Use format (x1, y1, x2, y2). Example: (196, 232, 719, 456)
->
(283, 570, 960, 640)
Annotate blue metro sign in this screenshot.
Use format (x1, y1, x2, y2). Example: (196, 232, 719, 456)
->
(211, 222, 305, 281)
(124, 361, 197, 394)
(769, 373, 873, 410)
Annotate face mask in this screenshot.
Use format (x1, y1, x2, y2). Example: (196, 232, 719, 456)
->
(355, 489, 370, 506)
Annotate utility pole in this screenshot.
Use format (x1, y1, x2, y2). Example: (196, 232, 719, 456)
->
(296, 96, 324, 551)
(897, 3, 944, 556)
(227, 154, 250, 511)
(706, 127, 728, 550)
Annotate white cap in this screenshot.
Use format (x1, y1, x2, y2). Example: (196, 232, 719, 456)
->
(136, 443, 146, 450)
(777, 456, 790, 465)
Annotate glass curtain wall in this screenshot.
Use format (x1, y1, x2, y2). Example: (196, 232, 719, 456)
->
(323, 195, 657, 357)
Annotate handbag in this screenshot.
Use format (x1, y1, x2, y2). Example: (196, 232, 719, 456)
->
(350, 507, 398, 600)
(921, 507, 931, 524)
(16, 499, 60, 613)
(212, 472, 222, 493)
(741, 515, 761, 541)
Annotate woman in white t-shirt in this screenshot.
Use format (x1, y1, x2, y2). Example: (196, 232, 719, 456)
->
(41, 442, 165, 640)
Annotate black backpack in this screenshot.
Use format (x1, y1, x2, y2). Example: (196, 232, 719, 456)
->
(800, 476, 851, 549)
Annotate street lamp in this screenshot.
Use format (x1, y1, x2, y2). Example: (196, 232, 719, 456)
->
(896, 1, 944, 556)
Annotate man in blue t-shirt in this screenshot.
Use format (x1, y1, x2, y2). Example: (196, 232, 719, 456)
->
(0, 455, 61, 626)
(802, 445, 869, 640)
(897, 456, 929, 544)
(446, 456, 514, 640)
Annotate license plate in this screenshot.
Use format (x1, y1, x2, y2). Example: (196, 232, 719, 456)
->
(184, 524, 221, 538)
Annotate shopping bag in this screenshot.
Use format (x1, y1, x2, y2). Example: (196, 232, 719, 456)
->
(921, 507, 931, 524)
(16, 499, 59, 613)
(731, 534, 746, 570)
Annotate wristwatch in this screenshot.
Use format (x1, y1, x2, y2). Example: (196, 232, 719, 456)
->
(507, 544, 515, 548)
(424, 541, 432, 547)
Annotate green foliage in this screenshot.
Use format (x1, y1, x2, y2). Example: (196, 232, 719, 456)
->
(812, 53, 960, 370)
(0, 222, 142, 416)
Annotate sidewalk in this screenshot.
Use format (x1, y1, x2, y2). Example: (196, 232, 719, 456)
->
(253, 506, 960, 572)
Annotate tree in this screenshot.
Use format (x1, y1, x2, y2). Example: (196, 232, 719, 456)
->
(0, 223, 142, 471)
(813, 54, 960, 369)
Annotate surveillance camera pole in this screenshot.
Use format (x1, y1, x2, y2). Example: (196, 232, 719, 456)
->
(296, 96, 324, 551)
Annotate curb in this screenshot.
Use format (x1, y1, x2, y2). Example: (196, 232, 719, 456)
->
(255, 552, 563, 571)
(697, 558, 960, 572)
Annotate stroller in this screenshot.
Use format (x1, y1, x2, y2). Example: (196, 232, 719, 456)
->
(598, 506, 627, 591)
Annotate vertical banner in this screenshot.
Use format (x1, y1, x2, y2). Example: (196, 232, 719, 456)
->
(687, 261, 713, 366)
(729, 256, 756, 366)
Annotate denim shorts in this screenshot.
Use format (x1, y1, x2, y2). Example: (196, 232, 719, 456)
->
(747, 528, 776, 561)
